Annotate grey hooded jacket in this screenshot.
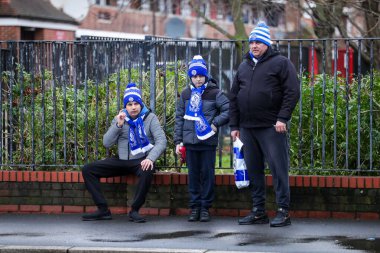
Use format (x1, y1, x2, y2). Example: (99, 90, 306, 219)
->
(103, 112, 167, 162)
(174, 78, 229, 147)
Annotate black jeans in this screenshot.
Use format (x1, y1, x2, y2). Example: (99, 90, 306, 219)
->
(186, 149, 216, 210)
(240, 127, 290, 210)
(82, 157, 154, 212)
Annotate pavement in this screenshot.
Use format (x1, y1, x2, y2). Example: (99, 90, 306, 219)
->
(0, 213, 379, 253)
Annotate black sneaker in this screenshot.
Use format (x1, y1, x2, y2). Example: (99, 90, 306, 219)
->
(270, 208, 291, 227)
(238, 207, 269, 225)
(82, 209, 112, 221)
(200, 209, 211, 222)
(128, 210, 146, 223)
(188, 208, 200, 222)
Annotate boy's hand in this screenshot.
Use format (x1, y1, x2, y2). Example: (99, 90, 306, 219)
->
(175, 144, 181, 155)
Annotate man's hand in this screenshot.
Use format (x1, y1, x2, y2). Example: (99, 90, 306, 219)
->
(274, 121, 287, 133)
(230, 130, 240, 141)
(116, 109, 127, 127)
(141, 159, 154, 171)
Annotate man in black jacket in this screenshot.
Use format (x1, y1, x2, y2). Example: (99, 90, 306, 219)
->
(229, 21, 300, 227)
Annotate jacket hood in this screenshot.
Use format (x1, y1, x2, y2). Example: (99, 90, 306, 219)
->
(207, 77, 218, 88)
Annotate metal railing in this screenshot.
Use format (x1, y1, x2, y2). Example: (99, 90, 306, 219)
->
(0, 38, 379, 174)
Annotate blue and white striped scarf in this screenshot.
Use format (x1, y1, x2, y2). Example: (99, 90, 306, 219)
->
(184, 84, 215, 140)
(125, 105, 154, 156)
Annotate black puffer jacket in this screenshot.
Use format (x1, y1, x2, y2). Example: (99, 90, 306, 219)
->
(229, 47, 300, 130)
(174, 78, 229, 148)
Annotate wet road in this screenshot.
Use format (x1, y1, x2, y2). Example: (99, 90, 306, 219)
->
(0, 213, 379, 253)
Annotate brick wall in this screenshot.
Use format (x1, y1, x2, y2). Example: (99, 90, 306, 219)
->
(0, 27, 75, 41)
(0, 171, 379, 220)
(36, 29, 75, 41)
(0, 26, 20, 41)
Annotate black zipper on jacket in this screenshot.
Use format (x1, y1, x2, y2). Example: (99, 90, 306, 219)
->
(249, 61, 256, 103)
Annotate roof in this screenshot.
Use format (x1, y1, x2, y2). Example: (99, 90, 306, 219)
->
(0, 0, 77, 25)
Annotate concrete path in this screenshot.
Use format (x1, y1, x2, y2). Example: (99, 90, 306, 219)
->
(0, 213, 379, 253)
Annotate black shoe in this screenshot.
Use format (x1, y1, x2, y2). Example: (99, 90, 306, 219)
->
(270, 208, 291, 227)
(188, 208, 200, 222)
(238, 207, 269, 225)
(82, 209, 112, 221)
(200, 209, 211, 222)
(129, 210, 146, 223)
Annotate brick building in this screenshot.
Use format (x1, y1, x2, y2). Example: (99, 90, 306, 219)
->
(78, 0, 301, 40)
(0, 0, 77, 41)
(0, 0, 308, 41)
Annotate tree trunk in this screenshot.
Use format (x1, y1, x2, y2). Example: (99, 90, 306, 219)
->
(362, 0, 380, 69)
(312, 1, 336, 75)
(189, 0, 248, 64)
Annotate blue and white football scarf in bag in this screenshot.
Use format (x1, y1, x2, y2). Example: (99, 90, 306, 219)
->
(184, 84, 215, 140)
(233, 137, 250, 189)
(125, 106, 154, 155)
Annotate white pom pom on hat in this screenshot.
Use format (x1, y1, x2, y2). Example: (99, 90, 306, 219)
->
(187, 55, 208, 78)
(193, 55, 204, 60)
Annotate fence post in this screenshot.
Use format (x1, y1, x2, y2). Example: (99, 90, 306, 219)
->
(149, 41, 156, 113)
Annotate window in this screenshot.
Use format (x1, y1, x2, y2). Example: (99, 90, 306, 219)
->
(251, 6, 259, 24)
(98, 11, 111, 20)
(94, 0, 116, 5)
(181, 0, 191, 16)
(264, 3, 284, 27)
(130, 0, 142, 9)
(21, 27, 36, 40)
(243, 9, 249, 24)
(159, 0, 170, 14)
(216, 0, 224, 19)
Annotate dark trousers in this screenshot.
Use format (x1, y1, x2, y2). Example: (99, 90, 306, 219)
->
(186, 149, 216, 210)
(82, 157, 154, 212)
(240, 127, 290, 210)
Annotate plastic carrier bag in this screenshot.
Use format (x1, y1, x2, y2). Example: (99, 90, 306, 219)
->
(233, 137, 250, 189)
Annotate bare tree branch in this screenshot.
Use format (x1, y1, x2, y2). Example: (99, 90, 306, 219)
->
(188, 0, 235, 40)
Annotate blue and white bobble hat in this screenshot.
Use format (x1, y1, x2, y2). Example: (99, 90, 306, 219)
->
(123, 83, 143, 108)
(249, 21, 271, 47)
(187, 55, 208, 79)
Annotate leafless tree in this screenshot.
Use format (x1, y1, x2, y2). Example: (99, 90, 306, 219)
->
(289, 0, 380, 70)
(189, 0, 379, 70)
(188, 0, 286, 63)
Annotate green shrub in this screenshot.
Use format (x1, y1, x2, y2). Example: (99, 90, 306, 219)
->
(290, 71, 380, 172)
(1, 63, 187, 170)
(2, 65, 380, 174)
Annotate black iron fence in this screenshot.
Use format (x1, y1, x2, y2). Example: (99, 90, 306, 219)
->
(0, 38, 379, 174)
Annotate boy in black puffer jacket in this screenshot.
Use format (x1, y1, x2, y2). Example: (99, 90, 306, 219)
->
(174, 55, 229, 222)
